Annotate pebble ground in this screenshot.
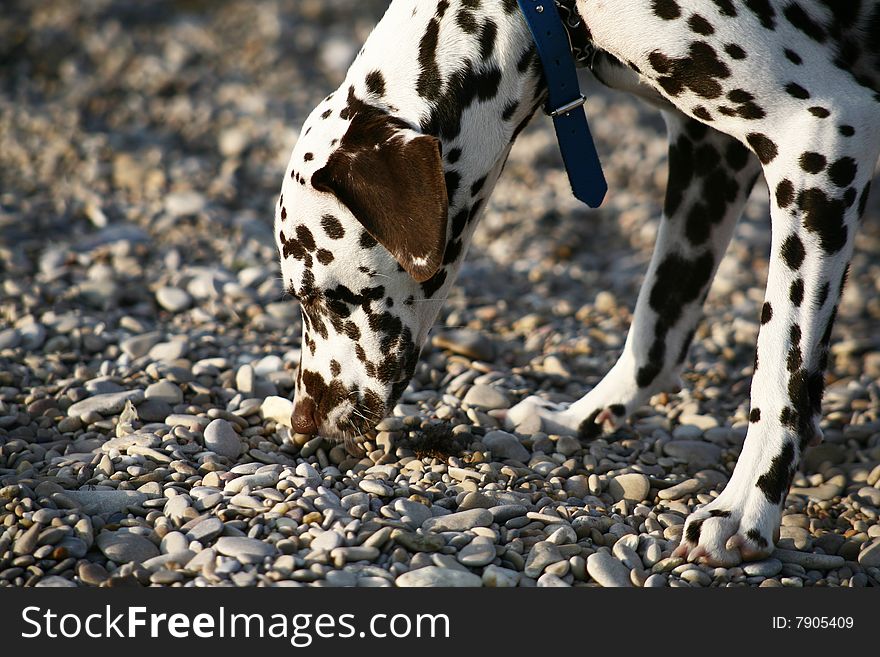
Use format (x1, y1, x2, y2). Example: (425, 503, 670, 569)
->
(1, 0, 879, 588)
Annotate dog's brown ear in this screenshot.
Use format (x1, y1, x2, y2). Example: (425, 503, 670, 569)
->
(311, 106, 448, 283)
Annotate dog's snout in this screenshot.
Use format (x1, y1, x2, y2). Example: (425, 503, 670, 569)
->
(292, 397, 318, 435)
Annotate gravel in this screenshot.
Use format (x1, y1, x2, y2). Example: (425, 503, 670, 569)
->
(0, 0, 878, 590)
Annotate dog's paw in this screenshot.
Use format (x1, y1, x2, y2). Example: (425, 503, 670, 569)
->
(504, 395, 627, 438)
(673, 496, 778, 567)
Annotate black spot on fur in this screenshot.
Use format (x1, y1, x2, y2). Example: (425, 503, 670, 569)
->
(609, 404, 627, 417)
(649, 42, 731, 99)
(724, 43, 747, 59)
(784, 48, 802, 64)
(744, 0, 776, 28)
(652, 0, 682, 20)
(786, 82, 811, 99)
(320, 214, 345, 239)
(756, 441, 795, 505)
(783, 3, 827, 42)
(638, 251, 714, 387)
(746, 133, 777, 163)
(365, 70, 386, 97)
(800, 151, 826, 173)
(828, 157, 857, 188)
(712, 0, 737, 17)
(747, 529, 769, 548)
(761, 301, 773, 324)
(808, 106, 830, 118)
(685, 519, 703, 543)
(799, 188, 848, 254)
(776, 179, 795, 208)
(688, 14, 714, 35)
(781, 234, 805, 269)
(749, 408, 761, 423)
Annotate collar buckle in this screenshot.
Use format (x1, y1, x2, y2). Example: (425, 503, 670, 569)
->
(547, 94, 586, 117)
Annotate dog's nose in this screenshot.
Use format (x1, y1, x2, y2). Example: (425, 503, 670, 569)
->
(292, 397, 319, 435)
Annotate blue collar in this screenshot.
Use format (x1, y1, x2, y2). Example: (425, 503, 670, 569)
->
(517, 0, 607, 208)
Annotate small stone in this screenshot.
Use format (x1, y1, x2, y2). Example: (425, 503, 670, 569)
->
(144, 380, 183, 406)
(457, 536, 496, 567)
(587, 550, 633, 587)
(462, 384, 509, 410)
(396, 566, 482, 587)
(13, 523, 41, 555)
(662, 441, 723, 468)
(155, 287, 192, 313)
(215, 537, 277, 562)
(120, 332, 163, 359)
(96, 531, 160, 563)
(482, 431, 529, 462)
(423, 509, 493, 532)
(482, 564, 520, 587)
(858, 539, 880, 568)
(359, 479, 393, 497)
(311, 530, 344, 551)
(67, 389, 145, 418)
(608, 473, 650, 503)
(78, 562, 109, 586)
(392, 498, 433, 527)
(63, 490, 152, 514)
(432, 329, 495, 361)
(187, 517, 224, 544)
(743, 558, 783, 578)
(203, 418, 242, 459)
(773, 549, 845, 570)
(657, 478, 702, 500)
(260, 396, 293, 427)
(524, 541, 564, 578)
(35, 576, 77, 588)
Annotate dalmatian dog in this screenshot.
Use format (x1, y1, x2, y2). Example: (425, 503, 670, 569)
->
(275, 0, 880, 566)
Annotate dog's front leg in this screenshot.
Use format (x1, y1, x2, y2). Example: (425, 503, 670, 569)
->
(506, 112, 761, 436)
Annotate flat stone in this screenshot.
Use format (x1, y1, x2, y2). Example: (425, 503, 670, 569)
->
(215, 536, 277, 562)
(187, 517, 224, 544)
(482, 430, 530, 462)
(587, 550, 633, 587)
(657, 478, 702, 500)
(203, 418, 242, 459)
(608, 473, 651, 503)
(743, 558, 783, 578)
(422, 508, 493, 532)
(145, 380, 183, 405)
(457, 536, 496, 567)
(64, 490, 152, 514)
(96, 531, 160, 563)
(395, 566, 482, 587)
(311, 530, 344, 551)
(482, 564, 520, 587)
(524, 541, 564, 578)
(789, 474, 846, 501)
(260, 396, 293, 427)
(67, 389, 145, 418)
(359, 479, 393, 497)
(662, 440, 723, 468)
(462, 384, 510, 410)
(391, 498, 433, 527)
(155, 286, 192, 312)
(858, 539, 880, 568)
(772, 548, 845, 570)
(431, 329, 495, 361)
(35, 576, 77, 588)
(148, 340, 188, 362)
(120, 332, 163, 359)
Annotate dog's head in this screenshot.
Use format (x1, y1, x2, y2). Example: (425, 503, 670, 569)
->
(276, 88, 451, 439)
